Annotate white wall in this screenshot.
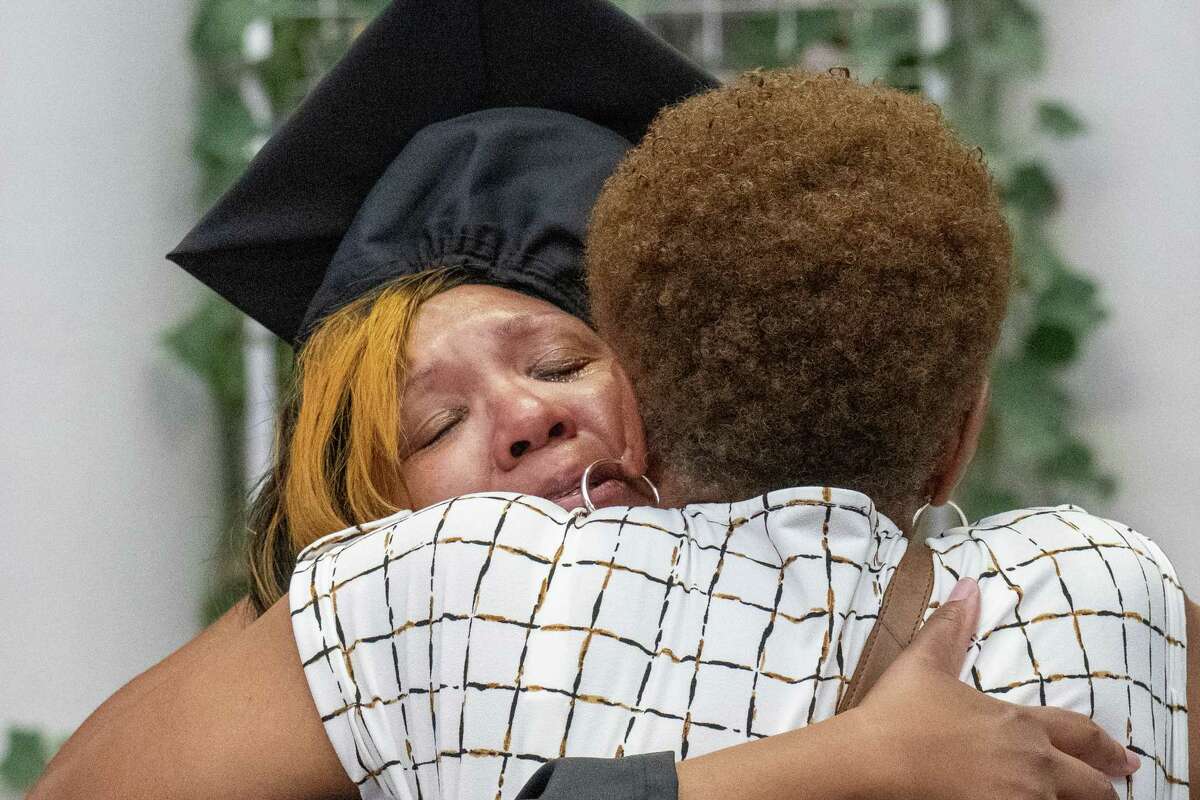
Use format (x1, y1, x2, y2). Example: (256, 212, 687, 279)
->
(1030, 1, 1200, 594)
(0, 0, 217, 744)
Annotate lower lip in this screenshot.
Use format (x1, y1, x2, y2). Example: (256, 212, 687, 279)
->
(553, 477, 648, 511)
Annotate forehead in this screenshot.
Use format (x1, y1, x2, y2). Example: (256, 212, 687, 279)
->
(406, 284, 591, 363)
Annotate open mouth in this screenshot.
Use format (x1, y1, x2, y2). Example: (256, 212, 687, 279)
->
(550, 465, 608, 497)
(552, 477, 622, 511)
(548, 459, 644, 511)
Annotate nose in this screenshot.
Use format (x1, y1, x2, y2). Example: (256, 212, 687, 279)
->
(494, 388, 576, 470)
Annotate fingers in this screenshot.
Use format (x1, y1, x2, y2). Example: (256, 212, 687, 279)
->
(1051, 749, 1121, 800)
(1039, 706, 1140, 778)
(905, 577, 980, 676)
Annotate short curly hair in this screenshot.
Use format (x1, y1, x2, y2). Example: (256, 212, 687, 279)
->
(587, 70, 1012, 513)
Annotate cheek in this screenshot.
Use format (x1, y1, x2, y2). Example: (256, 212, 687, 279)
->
(397, 433, 491, 509)
(586, 363, 647, 472)
(616, 372, 647, 472)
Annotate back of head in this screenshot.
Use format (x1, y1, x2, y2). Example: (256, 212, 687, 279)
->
(587, 70, 1012, 514)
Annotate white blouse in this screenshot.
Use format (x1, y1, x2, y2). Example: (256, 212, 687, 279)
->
(289, 487, 1188, 800)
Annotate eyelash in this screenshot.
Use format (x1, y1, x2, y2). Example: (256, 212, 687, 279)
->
(420, 409, 465, 450)
(414, 356, 593, 451)
(532, 356, 591, 382)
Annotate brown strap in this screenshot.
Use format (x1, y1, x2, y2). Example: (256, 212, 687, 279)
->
(1186, 595, 1198, 797)
(836, 531, 935, 714)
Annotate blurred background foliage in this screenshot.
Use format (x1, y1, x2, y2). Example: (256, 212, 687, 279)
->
(1, 728, 60, 795)
(173, 0, 1111, 631)
(168, 0, 390, 627)
(2, 1, 1111, 791)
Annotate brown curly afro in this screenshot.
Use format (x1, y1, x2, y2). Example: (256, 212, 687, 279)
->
(587, 69, 1012, 514)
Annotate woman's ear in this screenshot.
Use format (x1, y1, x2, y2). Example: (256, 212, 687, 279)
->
(929, 378, 991, 506)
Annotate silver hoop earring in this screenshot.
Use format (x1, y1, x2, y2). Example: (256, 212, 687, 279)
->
(578, 457, 660, 514)
(912, 499, 968, 531)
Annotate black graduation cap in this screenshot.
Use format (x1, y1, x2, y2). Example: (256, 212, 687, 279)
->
(167, 0, 717, 344)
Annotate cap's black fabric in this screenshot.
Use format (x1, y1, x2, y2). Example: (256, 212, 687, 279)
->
(167, 0, 717, 343)
(299, 108, 627, 338)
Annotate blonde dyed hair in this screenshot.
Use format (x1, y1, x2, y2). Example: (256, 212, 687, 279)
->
(246, 269, 462, 613)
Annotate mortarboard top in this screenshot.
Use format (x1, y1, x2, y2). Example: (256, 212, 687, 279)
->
(167, 0, 717, 344)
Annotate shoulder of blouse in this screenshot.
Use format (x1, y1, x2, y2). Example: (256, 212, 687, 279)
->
(929, 504, 1181, 591)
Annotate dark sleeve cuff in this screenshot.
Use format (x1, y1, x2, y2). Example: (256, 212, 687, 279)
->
(515, 751, 678, 800)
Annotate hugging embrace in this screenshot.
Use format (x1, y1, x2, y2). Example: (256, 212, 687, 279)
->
(35, 1, 1192, 800)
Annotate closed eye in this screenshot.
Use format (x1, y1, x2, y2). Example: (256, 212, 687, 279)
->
(532, 349, 593, 382)
(417, 408, 465, 451)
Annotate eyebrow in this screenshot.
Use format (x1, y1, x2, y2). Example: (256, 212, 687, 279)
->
(402, 312, 556, 394)
(494, 312, 550, 342)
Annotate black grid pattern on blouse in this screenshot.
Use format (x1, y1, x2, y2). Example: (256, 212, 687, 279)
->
(929, 509, 1188, 798)
(291, 496, 1187, 800)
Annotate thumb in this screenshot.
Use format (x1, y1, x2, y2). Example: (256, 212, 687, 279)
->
(905, 577, 980, 677)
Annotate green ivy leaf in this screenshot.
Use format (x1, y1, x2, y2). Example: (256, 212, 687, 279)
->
(1004, 161, 1059, 216)
(192, 0, 260, 58)
(1, 727, 53, 791)
(1024, 321, 1078, 366)
(1037, 438, 1089, 479)
(847, 5, 921, 87)
(968, 0, 1044, 77)
(257, 18, 319, 110)
(925, 39, 966, 74)
(1036, 101, 1086, 138)
(195, 87, 259, 168)
(989, 357, 1070, 464)
(725, 14, 786, 70)
(1035, 268, 1107, 334)
(1012, 227, 1062, 296)
(995, 1, 1044, 72)
(162, 294, 246, 412)
(1037, 437, 1116, 499)
(163, 293, 249, 552)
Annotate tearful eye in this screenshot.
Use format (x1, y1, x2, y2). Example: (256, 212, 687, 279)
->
(532, 351, 592, 382)
(417, 409, 465, 451)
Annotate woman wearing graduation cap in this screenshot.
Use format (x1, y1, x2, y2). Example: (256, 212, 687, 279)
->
(31, 2, 1171, 800)
(45, 0, 699, 793)
(38, 1, 712, 796)
(166, 0, 709, 616)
